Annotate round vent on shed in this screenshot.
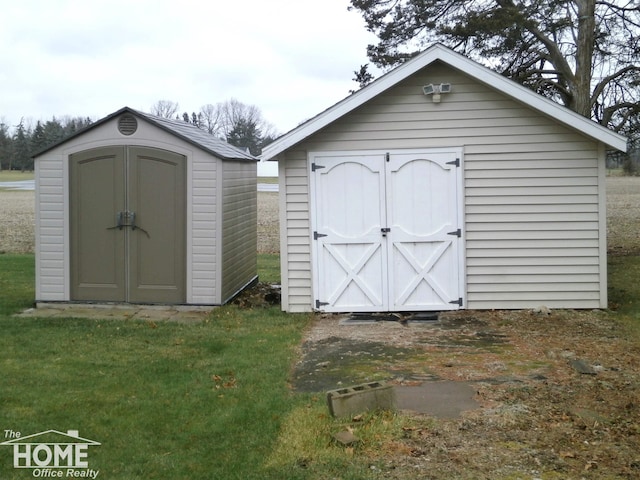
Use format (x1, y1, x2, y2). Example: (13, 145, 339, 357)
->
(118, 114, 138, 136)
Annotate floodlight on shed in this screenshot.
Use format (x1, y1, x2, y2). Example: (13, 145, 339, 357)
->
(423, 83, 452, 103)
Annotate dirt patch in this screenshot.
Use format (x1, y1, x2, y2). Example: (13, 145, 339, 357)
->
(293, 336, 422, 392)
(232, 282, 281, 308)
(607, 176, 640, 255)
(0, 190, 34, 254)
(258, 191, 279, 253)
(294, 310, 640, 478)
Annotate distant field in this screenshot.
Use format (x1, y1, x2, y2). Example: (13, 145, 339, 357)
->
(0, 189, 279, 254)
(258, 176, 278, 184)
(1, 176, 638, 256)
(0, 170, 34, 182)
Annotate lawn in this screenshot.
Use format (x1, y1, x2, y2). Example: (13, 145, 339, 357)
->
(0, 254, 324, 479)
(0, 254, 406, 479)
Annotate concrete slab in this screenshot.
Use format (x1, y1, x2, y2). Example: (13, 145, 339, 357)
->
(394, 381, 480, 418)
(15, 303, 213, 323)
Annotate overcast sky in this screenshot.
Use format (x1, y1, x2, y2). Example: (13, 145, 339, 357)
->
(0, 0, 380, 134)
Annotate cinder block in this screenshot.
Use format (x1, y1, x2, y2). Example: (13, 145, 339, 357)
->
(326, 381, 396, 418)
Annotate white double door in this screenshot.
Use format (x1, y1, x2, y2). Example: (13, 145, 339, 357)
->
(310, 149, 463, 312)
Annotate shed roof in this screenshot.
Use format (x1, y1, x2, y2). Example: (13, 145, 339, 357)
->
(33, 106, 257, 161)
(261, 44, 627, 160)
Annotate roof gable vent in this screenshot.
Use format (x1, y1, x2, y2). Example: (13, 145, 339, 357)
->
(118, 114, 138, 136)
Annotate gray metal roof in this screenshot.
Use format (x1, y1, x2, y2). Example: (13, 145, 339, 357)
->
(33, 106, 257, 161)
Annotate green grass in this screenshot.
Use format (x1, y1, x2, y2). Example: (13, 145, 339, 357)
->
(0, 253, 412, 479)
(0, 254, 34, 314)
(608, 255, 640, 337)
(0, 171, 34, 182)
(258, 253, 280, 283)
(0, 253, 318, 479)
(258, 177, 278, 184)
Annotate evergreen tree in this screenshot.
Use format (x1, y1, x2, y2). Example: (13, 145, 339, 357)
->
(226, 118, 262, 156)
(43, 118, 65, 147)
(0, 122, 12, 170)
(13, 120, 32, 171)
(31, 121, 47, 155)
(349, 0, 640, 138)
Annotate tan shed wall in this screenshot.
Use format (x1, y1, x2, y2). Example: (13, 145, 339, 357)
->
(279, 62, 606, 311)
(219, 160, 258, 303)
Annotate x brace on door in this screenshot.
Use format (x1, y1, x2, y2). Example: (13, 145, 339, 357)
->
(324, 242, 383, 307)
(393, 240, 451, 306)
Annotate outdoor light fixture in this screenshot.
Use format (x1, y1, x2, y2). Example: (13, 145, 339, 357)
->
(423, 83, 452, 103)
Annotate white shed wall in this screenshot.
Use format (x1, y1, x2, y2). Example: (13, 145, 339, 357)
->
(279, 63, 607, 311)
(35, 117, 224, 304)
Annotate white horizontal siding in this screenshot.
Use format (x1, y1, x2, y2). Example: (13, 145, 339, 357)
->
(279, 151, 312, 312)
(280, 62, 606, 311)
(189, 153, 218, 303)
(35, 156, 66, 300)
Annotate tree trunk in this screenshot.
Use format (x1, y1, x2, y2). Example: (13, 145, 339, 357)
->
(573, 0, 596, 118)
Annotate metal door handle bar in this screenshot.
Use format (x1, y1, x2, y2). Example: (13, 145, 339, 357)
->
(107, 211, 150, 238)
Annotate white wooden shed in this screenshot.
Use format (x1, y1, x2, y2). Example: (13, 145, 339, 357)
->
(261, 44, 627, 313)
(34, 107, 258, 306)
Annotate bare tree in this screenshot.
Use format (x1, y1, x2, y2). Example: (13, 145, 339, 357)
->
(150, 100, 180, 119)
(199, 103, 225, 136)
(218, 99, 263, 138)
(198, 99, 278, 146)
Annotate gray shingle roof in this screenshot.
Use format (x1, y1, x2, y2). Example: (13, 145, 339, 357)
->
(33, 106, 257, 161)
(134, 109, 256, 161)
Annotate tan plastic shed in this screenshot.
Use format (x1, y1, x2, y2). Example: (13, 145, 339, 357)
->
(33, 107, 258, 306)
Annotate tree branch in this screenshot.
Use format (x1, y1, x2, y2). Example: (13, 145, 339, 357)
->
(591, 65, 640, 105)
(602, 101, 640, 130)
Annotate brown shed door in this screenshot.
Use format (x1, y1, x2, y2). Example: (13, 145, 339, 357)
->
(70, 146, 186, 303)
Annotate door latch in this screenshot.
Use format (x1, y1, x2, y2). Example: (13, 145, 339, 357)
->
(381, 227, 391, 237)
(107, 211, 150, 238)
(107, 211, 125, 230)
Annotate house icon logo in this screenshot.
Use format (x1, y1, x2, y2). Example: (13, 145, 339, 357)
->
(1, 429, 100, 477)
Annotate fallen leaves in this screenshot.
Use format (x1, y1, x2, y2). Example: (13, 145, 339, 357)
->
(212, 372, 237, 389)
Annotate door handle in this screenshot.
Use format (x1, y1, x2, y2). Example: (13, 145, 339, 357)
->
(381, 227, 391, 237)
(107, 211, 125, 230)
(106, 211, 150, 238)
(129, 211, 150, 238)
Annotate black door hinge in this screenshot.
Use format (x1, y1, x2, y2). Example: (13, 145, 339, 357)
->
(449, 297, 463, 307)
(315, 300, 329, 309)
(446, 158, 460, 167)
(447, 228, 461, 237)
(311, 163, 325, 172)
(313, 231, 327, 240)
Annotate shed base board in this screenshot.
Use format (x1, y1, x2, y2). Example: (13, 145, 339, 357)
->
(34, 302, 217, 311)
